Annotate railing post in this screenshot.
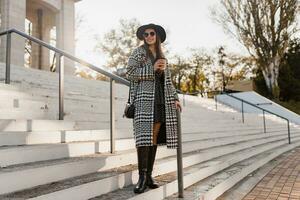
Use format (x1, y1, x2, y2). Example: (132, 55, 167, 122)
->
(287, 120, 291, 144)
(263, 110, 266, 133)
(241, 100, 244, 123)
(176, 109, 184, 198)
(5, 32, 11, 84)
(215, 95, 218, 111)
(183, 93, 186, 107)
(57, 53, 64, 120)
(223, 93, 291, 141)
(110, 78, 115, 153)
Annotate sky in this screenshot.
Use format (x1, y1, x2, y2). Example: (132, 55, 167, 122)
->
(75, 0, 248, 68)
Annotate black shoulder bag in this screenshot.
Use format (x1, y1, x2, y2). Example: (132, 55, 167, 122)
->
(123, 82, 136, 118)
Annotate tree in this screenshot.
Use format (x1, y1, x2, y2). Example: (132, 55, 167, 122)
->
(75, 66, 108, 81)
(211, 0, 299, 97)
(232, 56, 256, 80)
(278, 38, 300, 101)
(218, 46, 227, 91)
(95, 18, 142, 72)
(211, 46, 255, 91)
(169, 55, 189, 91)
(189, 48, 212, 93)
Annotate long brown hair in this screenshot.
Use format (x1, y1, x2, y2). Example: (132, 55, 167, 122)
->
(143, 31, 165, 60)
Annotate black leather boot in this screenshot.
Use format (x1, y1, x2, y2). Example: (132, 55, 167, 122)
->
(134, 146, 149, 193)
(147, 145, 159, 189)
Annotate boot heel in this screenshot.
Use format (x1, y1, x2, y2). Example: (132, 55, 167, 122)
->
(134, 172, 148, 193)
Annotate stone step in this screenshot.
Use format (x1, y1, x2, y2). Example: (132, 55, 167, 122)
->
(182, 124, 288, 134)
(73, 120, 132, 130)
(0, 97, 126, 114)
(0, 101, 264, 132)
(0, 93, 279, 125)
(0, 82, 231, 114)
(164, 143, 300, 200)
(0, 119, 77, 132)
(0, 109, 58, 120)
(0, 98, 49, 110)
(0, 72, 119, 93)
(0, 87, 250, 124)
(0, 66, 287, 126)
(0, 129, 131, 146)
(0, 128, 297, 167)
(0, 64, 298, 200)
(0, 121, 291, 147)
(0, 88, 119, 105)
(0, 108, 282, 130)
(75, 136, 300, 200)
(0, 138, 133, 167)
(1, 131, 300, 199)
(0, 65, 125, 91)
(0, 130, 299, 195)
(0, 95, 233, 122)
(0, 90, 232, 119)
(0, 82, 274, 126)
(193, 99, 294, 126)
(0, 77, 125, 94)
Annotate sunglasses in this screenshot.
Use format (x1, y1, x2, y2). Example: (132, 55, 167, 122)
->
(143, 31, 156, 38)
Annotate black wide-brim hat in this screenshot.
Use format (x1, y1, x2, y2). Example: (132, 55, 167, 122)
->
(136, 23, 166, 43)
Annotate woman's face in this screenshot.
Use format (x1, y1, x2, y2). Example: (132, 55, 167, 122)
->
(143, 28, 156, 45)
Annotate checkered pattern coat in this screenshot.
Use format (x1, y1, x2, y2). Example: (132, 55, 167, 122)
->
(126, 46, 179, 149)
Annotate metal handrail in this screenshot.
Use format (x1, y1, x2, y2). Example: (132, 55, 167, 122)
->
(223, 93, 288, 121)
(0, 28, 130, 154)
(175, 89, 222, 107)
(256, 102, 273, 106)
(0, 29, 130, 86)
(217, 93, 291, 144)
(174, 89, 291, 144)
(0, 29, 184, 196)
(176, 109, 184, 197)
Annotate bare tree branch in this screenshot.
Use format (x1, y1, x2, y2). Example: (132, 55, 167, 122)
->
(211, 0, 299, 97)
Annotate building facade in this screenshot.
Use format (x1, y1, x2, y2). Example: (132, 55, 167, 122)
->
(0, 0, 80, 74)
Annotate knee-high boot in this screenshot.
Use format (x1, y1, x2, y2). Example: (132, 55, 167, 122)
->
(133, 146, 149, 193)
(147, 145, 159, 188)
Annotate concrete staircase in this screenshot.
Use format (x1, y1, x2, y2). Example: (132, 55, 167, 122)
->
(0, 63, 131, 130)
(0, 63, 299, 200)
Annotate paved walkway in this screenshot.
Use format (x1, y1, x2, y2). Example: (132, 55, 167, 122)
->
(242, 147, 300, 200)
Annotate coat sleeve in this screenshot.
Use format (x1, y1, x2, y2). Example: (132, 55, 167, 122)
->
(126, 48, 155, 81)
(166, 66, 179, 101)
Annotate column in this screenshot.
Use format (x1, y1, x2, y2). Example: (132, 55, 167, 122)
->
(56, 0, 75, 75)
(0, 0, 26, 67)
(30, 8, 53, 71)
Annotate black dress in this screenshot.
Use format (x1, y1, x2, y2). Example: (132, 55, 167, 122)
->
(150, 55, 166, 123)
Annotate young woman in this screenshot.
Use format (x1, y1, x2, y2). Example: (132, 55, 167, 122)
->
(126, 23, 182, 194)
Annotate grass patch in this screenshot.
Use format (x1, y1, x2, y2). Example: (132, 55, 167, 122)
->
(273, 99, 300, 115)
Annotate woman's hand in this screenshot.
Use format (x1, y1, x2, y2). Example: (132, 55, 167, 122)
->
(175, 100, 182, 112)
(154, 59, 167, 72)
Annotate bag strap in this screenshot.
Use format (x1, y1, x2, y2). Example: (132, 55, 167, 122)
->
(127, 83, 131, 103)
(127, 81, 137, 104)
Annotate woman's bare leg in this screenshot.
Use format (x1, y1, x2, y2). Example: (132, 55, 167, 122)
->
(147, 122, 161, 189)
(153, 122, 161, 145)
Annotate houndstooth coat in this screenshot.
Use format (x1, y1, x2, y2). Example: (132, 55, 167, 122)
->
(126, 46, 179, 149)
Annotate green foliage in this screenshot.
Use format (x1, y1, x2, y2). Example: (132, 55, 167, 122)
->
(95, 18, 142, 71)
(253, 70, 271, 98)
(273, 99, 300, 115)
(255, 38, 300, 107)
(170, 47, 254, 94)
(169, 50, 212, 94)
(278, 39, 300, 101)
(212, 0, 299, 97)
